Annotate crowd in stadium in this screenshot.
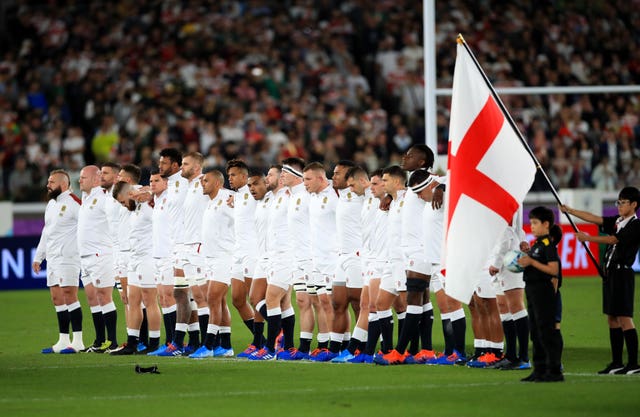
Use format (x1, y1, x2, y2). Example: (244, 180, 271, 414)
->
(1, 0, 640, 201)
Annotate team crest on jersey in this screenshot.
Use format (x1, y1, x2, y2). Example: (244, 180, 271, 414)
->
(322, 196, 328, 204)
(278, 197, 282, 204)
(61, 205, 67, 212)
(217, 199, 223, 206)
(399, 201, 404, 207)
(175, 181, 180, 187)
(347, 192, 352, 199)
(244, 193, 249, 200)
(368, 197, 372, 204)
(296, 198, 301, 205)
(92, 198, 97, 205)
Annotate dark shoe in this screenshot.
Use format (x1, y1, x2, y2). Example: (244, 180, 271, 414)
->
(598, 362, 625, 374)
(521, 371, 543, 382)
(537, 372, 564, 382)
(110, 343, 136, 356)
(614, 364, 640, 375)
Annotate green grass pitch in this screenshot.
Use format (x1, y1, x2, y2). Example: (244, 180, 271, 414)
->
(1, 277, 639, 417)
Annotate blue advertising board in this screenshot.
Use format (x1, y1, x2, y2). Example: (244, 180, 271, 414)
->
(0, 236, 48, 290)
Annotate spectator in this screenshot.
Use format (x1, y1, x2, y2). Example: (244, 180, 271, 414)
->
(8, 155, 33, 201)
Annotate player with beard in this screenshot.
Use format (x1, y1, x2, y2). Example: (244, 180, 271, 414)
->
(34, 170, 84, 354)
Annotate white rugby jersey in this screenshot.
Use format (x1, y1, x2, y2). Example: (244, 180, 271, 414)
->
(488, 211, 526, 269)
(401, 188, 426, 250)
(308, 183, 338, 260)
(34, 189, 81, 265)
(336, 187, 364, 254)
(129, 201, 153, 259)
(287, 182, 312, 261)
(233, 184, 258, 254)
(360, 189, 380, 259)
(180, 174, 209, 244)
(423, 202, 444, 264)
(105, 185, 121, 249)
(267, 187, 291, 255)
(254, 190, 273, 258)
(77, 186, 113, 256)
(202, 189, 235, 257)
(166, 170, 188, 245)
(117, 207, 133, 252)
(386, 189, 406, 260)
(152, 189, 172, 259)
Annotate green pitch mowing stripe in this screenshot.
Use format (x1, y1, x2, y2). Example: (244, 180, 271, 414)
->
(0, 277, 638, 417)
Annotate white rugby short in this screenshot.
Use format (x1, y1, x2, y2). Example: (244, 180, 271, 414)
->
(403, 247, 430, 275)
(172, 243, 186, 270)
(334, 252, 363, 289)
(80, 253, 115, 289)
(476, 272, 497, 299)
(206, 256, 233, 285)
(230, 253, 256, 281)
(154, 257, 174, 286)
(293, 259, 312, 292)
(497, 269, 525, 292)
(268, 256, 294, 290)
(252, 257, 270, 280)
(128, 255, 156, 289)
(46, 262, 80, 288)
(429, 267, 444, 293)
(380, 259, 406, 296)
(182, 243, 206, 286)
(115, 251, 130, 278)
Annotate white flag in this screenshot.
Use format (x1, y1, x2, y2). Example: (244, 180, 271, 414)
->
(443, 42, 536, 303)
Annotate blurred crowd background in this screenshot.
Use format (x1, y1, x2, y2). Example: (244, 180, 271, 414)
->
(0, 0, 639, 201)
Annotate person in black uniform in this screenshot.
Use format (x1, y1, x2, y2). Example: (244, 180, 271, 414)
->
(517, 206, 563, 382)
(549, 224, 564, 367)
(561, 186, 640, 375)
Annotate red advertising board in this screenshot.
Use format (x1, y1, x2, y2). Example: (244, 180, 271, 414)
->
(523, 224, 600, 277)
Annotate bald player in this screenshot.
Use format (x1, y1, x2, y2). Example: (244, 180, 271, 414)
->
(77, 165, 118, 352)
(34, 169, 84, 354)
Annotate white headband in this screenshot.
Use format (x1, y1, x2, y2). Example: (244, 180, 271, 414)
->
(410, 175, 435, 193)
(282, 164, 303, 178)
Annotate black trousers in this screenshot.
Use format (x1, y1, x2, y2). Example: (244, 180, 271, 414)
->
(525, 280, 562, 374)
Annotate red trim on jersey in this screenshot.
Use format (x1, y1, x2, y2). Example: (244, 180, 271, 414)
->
(70, 193, 82, 205)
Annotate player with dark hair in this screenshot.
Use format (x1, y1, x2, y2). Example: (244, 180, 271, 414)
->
(518, 206, 563, 382)
(226, 159, 260, 351)
(34, 169, 84, 354)
(561, 186, 640, 375)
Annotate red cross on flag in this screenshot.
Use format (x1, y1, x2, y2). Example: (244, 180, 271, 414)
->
(443, 40, 537, 303)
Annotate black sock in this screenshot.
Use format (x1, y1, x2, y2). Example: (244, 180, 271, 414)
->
(103, 310, 117, 345)
(396, 311, 421, 353)
(474, 346, 484, 358)
(341, 339, 350, 351)
(266, 314, 282, 352)
(148, 337, 160, 351)
(379, 315, 394, 354)
(252, 321, 265, 347)
(126, 334, 138, 347)
(397, 314, 405, 341)
(69, 306, 83, 332)
(298, 337, 312, 353)
(174, 330, 186, 347)
(452, 317, 466, 355)
(282, 315, 296, 350)
(220, 331, 232, 349)
(139, 309, 149, 346)
(92, 311, 106, 344)
(204, 332, 219, 350)
(419, 309, 434, 351)
(515, 315, 530, 362)
(442, 318, 454, 355)
(259, 304, 268, 321)
(502, 319, 517, 361)
(188, 329, 200, 348)
(346, 334, 361, 354)
(623, 328, 638, 366)
(318, 340, 329, 350)
(163, 312, 176, 345)
(610, 327, 624, 365)
(243, 318, 255, 334)
(198, 313, 209, 343)
(365, 318, 381, 355)
(56, 308, 70, 334)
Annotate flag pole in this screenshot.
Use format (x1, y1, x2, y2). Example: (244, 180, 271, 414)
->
(456, 34, 605, 279)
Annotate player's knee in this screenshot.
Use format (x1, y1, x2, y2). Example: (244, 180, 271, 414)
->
(406, 277, 428, 293)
